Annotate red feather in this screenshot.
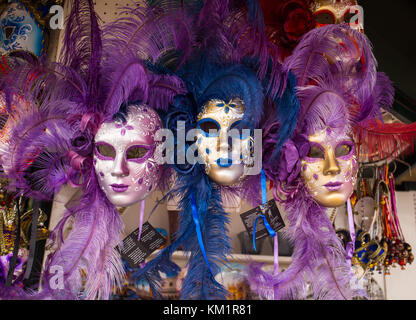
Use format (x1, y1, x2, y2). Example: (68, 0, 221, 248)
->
(355, 121, 416, 162)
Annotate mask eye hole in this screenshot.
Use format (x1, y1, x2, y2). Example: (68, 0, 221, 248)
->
(335, 143, 353, 157)
(314, 10, 336, 26)
(198, 119, 220, 137)
(126, 145, 150, 161)
(307, 145, 325, 159)
(95, 143, 116, 160)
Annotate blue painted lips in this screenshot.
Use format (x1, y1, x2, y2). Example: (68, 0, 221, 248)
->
(217, 158, 233, 168)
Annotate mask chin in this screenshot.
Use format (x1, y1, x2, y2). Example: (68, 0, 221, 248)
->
(207, 163, 245, 186)
(108, 193, 148, 208)
(313, 191, 351, 208)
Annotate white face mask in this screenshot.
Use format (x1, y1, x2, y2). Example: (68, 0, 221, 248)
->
(94, 105, 163, 207)
(195, 99, 253, 186)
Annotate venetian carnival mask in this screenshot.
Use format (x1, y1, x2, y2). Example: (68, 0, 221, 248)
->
(300, 126, 358, 207)
(312, 0, 364, 32)
(195, 99, 253, 186)
(94, 105, 163, 207)
(0, 2, 46, 57)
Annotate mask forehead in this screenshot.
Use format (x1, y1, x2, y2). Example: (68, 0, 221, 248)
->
(197, 99, 245, 127)
(95, 105, 161, 146)
(308, 126, 350, 148)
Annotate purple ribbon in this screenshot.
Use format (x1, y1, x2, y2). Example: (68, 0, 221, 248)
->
(137, 199, 146, 242)
(346, 198, 356, 265)
(80, 112, 103, 134)
(273, 235, 279, 276)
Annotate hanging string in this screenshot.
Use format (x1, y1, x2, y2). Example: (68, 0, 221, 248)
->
(6, 197, 22, 287)
(137, 199, 146, 242)
(24, 201, 40, 280)
(137, 199, 147, 269)
(346, 198, 356, 266)
(252, 169, 279, 274)
(389, 174, 404, 241)
(273, 234, 279, 276)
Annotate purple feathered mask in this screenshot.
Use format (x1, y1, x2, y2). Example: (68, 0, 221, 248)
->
(0, 0, 186, 300)
(249, 24, 394, 300)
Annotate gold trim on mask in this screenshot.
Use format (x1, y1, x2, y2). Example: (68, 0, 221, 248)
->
(197, 99, 245, 124)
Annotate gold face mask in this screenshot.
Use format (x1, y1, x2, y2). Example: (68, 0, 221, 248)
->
(195, 99, 253, 186)
(300, 127, 358, 207)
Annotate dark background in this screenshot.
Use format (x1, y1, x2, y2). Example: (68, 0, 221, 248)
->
(360, 0, 416, 122)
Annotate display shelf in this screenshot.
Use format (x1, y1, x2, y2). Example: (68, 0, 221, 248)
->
(149, 250, 292, 271)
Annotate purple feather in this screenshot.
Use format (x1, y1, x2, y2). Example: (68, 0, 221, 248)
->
(295, 83, 351, 136)
(247, 185, 367, 300)
(102, 2, 196, 70)
(285, 24, 377, 99)
(99, 51, 150, 120)
(0, 98, 75, 200)
(354, 71, 394, 123)
(195, 0, 233, 54)
(61, 0, 103, 113)
(42, 175, 125, 300)
(147, 73, 187, 111)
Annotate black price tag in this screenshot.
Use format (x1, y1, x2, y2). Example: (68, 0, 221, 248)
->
(119, 222, 166, 268)
(240, 199, 285, 241)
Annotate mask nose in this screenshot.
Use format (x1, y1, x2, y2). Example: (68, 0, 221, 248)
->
(323, 148, 341, 176)
(217, 129, 232, 156)
(111, 154, 129, 177)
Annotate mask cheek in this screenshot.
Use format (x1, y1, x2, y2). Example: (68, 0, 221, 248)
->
(339, 157, 358, 186)
(239, 137, 253, 165)
(131, 158, 161, 195)
(94, 157, 113, 192)
(300, 160, 324, 194)
(197, 135, 217, 164)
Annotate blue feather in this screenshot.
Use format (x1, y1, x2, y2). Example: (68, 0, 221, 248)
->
(271, 72, 300, 161)
(178, 56, 265, 128)
(179, 175, 231, 299)
(130, 164, 231, 300)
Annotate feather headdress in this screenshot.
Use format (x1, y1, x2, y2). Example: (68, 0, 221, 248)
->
(0, 0, 186, 299)
(249, 24, 395, 300)
(120, 0, 300, 300)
